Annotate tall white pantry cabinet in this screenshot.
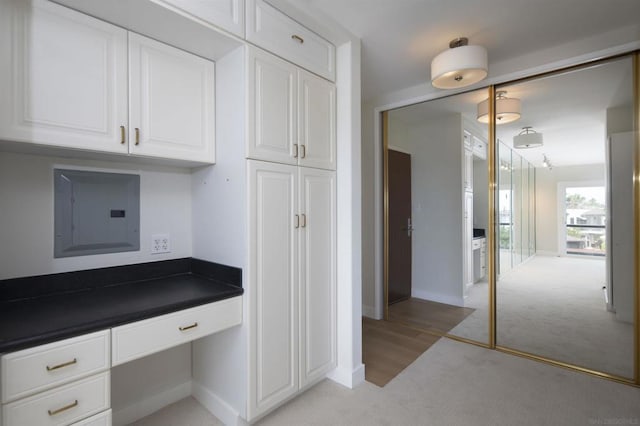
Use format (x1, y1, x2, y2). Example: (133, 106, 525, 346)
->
(191, 4, 338, 423)
(245, 43, 337, 419)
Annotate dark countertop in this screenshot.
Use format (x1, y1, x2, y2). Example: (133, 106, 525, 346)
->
(0, 258, 243, 353)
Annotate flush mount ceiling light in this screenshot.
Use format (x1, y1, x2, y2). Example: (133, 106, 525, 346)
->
(513, 126, 543, 149)
(477, 90, 521, 124)
(431, 37, 488, 89)
(542, 154, 552, 170)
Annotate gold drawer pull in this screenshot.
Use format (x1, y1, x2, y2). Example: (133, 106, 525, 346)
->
(120, 125, 126, 144)
(293, 143, 298, 158)
(294, 214, 300, 229)
(48, 399, 78, 416)
(301, 213, 307, 228)
(291, 34, 304, 44)
(300, 144, 306, 159)
(179, 322, 198, 331)
(46, 358, 77, 372)
(135, 127, 140, 145)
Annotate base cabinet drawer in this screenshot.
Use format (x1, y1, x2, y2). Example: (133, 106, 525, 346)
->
(73, 409, 111, 426)
(1, 330, 110, 404)
(111, 296, 243, 365)
(2, 372, 110, 426)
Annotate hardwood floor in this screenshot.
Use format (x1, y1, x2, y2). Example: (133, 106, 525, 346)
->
(388, 297, 474, 334)
(362, 317, 440, 387)
(362, 298, 475, 387)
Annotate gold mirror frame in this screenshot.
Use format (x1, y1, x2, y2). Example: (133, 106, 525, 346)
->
(381, 51, 640, 386)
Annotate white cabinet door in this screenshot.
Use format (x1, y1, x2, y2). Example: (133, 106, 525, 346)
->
(129, 33, 215, 163)
(247, 47, 297, 166)
(158, 0, 245, 37)
(463, 192, 474, 290)
(0, 0, 128, 153)
(463, 149, 473, 192)
(298, 167, 336, 388)
(248, 160, 299, 419)
(298, 70, 336, 171)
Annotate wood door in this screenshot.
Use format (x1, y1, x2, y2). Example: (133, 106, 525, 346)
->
(298, 167, 336, 388)
(128, 32, 215, 163)
(247, 160, 299, 419)
(247, 47, 297, 166)
(388, 149, 412, 305)
(0, 0, 128, 153)
(298, 69, 336, 170)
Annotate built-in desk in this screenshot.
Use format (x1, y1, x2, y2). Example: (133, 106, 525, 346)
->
(0, 258, 243, 426)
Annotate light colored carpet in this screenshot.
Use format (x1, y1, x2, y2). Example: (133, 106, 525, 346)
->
(131, 338, 640, 425)
(449, 255, 633, 378)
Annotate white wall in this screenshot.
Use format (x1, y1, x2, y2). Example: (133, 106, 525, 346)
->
(111, 344, 192, 425)
(191, 45, 249, 422)
(0, 151, 193, 280)
(535, 164, 606, 255)
(387, 113, 465, 306)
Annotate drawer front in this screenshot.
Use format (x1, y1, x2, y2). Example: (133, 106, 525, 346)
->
(2, 372, 110, 426)
(246, 0, 335, 81)
(1, 330, 110, 403)
(111, 296, 242, 366)
(73, 409, 111, 426)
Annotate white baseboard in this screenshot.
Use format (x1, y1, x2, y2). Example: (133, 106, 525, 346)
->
(411, 289, 464, 307)
(536, 250, 559, 257)
(192, 380, 244, 426)
(362, 304, 380, 319)
(113, 380, 192, 426)
(327, 363, 365, 389)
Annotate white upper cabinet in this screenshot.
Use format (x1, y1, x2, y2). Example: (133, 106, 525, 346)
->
(129, 33, 215, 163)
(157, 0, 245, 38)
(0, 0, 128, 154)
(246, 0, 335, 81)
(247, 47, 298, 166)
(298, 69, 336, 170)
(0, 0, 216, 165)
(247, 47, 336, 170)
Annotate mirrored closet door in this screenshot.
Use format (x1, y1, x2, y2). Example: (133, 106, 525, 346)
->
(494, 56, 636, 379)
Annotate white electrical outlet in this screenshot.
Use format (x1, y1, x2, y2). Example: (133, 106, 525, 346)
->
(151, 234, 171, 254)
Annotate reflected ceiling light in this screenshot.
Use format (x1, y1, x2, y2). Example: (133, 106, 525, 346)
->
(542, 154, 552, 170)
(513, 126, 543, 149)
(477, 91, 521, 124)
(430, 37, 488, 89)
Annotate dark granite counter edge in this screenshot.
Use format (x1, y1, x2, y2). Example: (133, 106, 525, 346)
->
(0, 258, 244, 353)
(0, 288, 243, 353)
(0, 257, 242, 302)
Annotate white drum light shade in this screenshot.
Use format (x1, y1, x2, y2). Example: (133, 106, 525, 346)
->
(477, 91, 521, 124)
(513, 127, 543, 149)
(431, 38, 488, 89)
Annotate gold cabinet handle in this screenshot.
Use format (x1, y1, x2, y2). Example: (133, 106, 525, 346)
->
(301, 213, 306, 228)
(46, 358, 77, 372)
(135, 127, 140, 145)
(291, 34, 304, 44)
(293, 143, 298, 158)
(48, 400, 78, 416)
(120, 126, 126, 144)
(301, 144, 306, 159)
(294, 214, 300, 229)
(179, 322, 198, 331)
